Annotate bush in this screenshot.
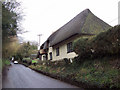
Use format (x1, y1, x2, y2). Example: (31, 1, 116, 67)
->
(2, 59, 11, 68)
(91, 25, 120, 57)
(27, 60, 32, 65)
(63, 58, 70, 65)
(38, 60, 51, 66)
(73, 37, 92, 59)
(22, 60, 27, 63)
(14, 53, 23, 61)
(73, 37, 89, 54)
(73, 25, 120, 61)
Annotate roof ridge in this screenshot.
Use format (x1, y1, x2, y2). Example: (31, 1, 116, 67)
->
(40, 8, 111, 48)
(79, 9, 91, 34)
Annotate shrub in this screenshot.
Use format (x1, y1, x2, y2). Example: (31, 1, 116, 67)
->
(27, 60, 32, 65)
(73, 37, 89, 54)
(38, 60, 51, 66)
(2, 59, 11, 68)
(73, 25, 120, 61)
(91, 25, 120, 57)
(14, 53, 23, 61)
(22, 60, 27, 63)
(73, 37, 92, 59)
(63, 58, 70, 65)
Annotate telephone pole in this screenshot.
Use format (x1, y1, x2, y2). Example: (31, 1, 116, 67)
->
(37, 34, 42, 50)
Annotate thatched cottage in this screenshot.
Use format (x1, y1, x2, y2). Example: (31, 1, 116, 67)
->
(38, 9, 111, 61)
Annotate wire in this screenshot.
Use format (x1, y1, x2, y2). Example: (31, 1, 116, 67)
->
(108, 16, 120, 23)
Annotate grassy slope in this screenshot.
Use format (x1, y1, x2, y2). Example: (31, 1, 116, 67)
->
(29, 57, 120, 88)
(27, 26, 120, 88)
(25, 25, 120, 88)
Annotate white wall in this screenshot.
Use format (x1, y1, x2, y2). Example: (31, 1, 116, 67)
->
(48, 47, 53, 60)
(42, 35, 93, 61)
(48, 35, 79, 61)
(52, 43, 77, 61)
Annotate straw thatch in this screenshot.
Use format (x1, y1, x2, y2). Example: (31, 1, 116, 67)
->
(41, 9, 111, 49)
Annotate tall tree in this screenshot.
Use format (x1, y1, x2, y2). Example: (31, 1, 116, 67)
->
(2, 0, 22, 59)
(16, 41, 38, 60)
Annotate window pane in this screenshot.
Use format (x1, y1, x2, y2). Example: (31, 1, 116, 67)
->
(67, 42, 73, 53)
(56, 47, 59, 56)
(49, 52, 52, 60)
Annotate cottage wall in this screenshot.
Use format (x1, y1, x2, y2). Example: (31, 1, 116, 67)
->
(48, 35, 79, 61)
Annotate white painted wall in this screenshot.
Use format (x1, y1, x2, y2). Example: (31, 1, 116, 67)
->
(41, 54, 46, 61)
(41, 35, 93, 61)
(52, 43, 77, 61)
(48, 35, 79, 61)
(48, 47, 53, 60)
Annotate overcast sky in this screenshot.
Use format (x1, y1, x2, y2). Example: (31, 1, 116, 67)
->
(17, 0, 120, 45)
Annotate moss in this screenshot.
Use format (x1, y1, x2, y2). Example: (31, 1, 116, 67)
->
(81, 13, 111, 34)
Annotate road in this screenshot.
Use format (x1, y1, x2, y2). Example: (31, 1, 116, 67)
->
(2, 63, 80, 88)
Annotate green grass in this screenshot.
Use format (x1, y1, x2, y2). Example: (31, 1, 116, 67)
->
(75, 64, 119, 88)
(2, 59, 10, 68)
(28, 57, 120, 88)
(32, 60, 37, 64)
(23, 57, 38, 64)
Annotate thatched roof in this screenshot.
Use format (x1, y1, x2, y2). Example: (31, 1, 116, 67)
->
(41, 9, 111, 49)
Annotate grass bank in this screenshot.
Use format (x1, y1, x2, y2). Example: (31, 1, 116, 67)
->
(2, 59, 11, 69)
(27, 57, 120, 89)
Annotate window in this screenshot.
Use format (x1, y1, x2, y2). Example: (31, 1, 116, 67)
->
(67, 42, 73, 53)
(49, 52, 52, 60)
(43, 56, 46, 60)
(56, 47, 59, 56)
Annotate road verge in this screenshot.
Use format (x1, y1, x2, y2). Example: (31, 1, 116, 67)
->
(20, 58, 120, 89)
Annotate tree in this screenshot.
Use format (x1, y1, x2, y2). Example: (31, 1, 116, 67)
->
(2, 1, 22, 59)
(15, 41, 38, 60)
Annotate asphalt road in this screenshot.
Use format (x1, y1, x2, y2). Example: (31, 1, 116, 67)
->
(2, 63, 80, 88)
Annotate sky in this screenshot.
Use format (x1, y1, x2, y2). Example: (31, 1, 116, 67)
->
(17, 0, 120, 46)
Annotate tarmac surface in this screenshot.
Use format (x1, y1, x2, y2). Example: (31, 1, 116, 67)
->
(2, 63, 81, 88)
